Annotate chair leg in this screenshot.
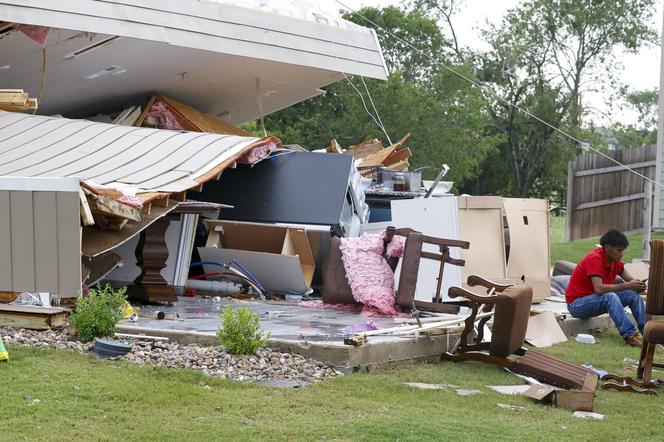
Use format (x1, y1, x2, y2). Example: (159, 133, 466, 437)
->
(441, 351, 513, 369)
(637, 341, 648, 379)
(642, 342, 657, 385)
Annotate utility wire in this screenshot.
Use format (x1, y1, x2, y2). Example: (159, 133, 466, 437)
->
(334, 0, 662, 188)
(343, 73, 393, 145)
(360, 75, 392, 144)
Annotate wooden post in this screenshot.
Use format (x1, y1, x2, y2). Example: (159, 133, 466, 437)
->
(128, 216, 177, 303)
(565, 160, 574, 242)
(644, 180, 653, 260)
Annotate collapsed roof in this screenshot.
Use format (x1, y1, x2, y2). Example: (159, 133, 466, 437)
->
(0, 0, 388, 123)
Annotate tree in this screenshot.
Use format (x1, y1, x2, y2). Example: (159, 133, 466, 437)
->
(261, 6, 502, 186)
(469, 0, 657, 197)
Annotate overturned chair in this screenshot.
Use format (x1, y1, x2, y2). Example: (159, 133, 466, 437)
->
(442, 275, 598, 391)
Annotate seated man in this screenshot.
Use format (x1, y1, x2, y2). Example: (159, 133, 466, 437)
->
(566, 229, 646, 346)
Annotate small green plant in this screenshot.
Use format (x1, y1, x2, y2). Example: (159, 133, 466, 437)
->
(217, 307, 268, 355)
(70, 284, 127, 341)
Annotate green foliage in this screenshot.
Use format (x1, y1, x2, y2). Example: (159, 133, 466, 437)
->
(70, 284, 126, 342)
(465, 0, 657, 197)
(217, 307, 268, 355)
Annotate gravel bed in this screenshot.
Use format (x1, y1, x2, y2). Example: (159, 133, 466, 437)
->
(1, 326, 342, 387)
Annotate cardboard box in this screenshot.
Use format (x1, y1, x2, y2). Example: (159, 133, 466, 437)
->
(523, 372, 598, 412)
(199, 220, 315, 294)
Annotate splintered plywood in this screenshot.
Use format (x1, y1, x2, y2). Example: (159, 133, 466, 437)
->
(457, 196, 507, 285)
(391, 197, 462, 302)
(0, 177, 81, 298)
(503, 198, 550, 302)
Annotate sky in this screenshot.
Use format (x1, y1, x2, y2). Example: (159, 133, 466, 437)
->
(328, 0, 663, 127)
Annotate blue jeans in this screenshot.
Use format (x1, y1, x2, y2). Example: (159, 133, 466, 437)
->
(568, 290, 646, 338)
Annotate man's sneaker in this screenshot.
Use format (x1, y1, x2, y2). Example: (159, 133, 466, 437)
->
(625, 332, 643, 347)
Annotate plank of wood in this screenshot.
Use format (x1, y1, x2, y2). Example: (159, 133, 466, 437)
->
(386, 159, 410, 171)
(85, 191, 142, 222)
(573, 160, 655, 177)
(0, 307, 68, 330)
(326, 138, 344, 153)
(0, 91, 27, 105)
(347, 138, 383, 159)
(383, 147, 412, 166)
(575, 192, 645, 210)
(79, 188, 95, 226)
(359, 133, 411, 167)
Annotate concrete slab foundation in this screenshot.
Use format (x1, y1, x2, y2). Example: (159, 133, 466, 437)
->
(115, 296, 632, 372)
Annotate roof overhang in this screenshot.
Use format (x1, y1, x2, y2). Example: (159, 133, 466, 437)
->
(0, 0, 388, 123)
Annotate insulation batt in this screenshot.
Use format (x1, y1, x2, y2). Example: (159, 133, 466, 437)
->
(338, 231, 406, 316)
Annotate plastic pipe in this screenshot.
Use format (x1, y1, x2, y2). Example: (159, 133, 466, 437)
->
(185, 279, 241, 294)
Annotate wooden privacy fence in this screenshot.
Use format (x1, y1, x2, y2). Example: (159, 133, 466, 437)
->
(565, 144, 656, 241)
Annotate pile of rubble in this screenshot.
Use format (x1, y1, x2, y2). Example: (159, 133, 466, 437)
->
(0, 327, 342, 386)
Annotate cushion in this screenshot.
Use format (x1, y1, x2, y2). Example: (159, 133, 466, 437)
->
(643, 321, 664, 344)
(490, 284, 533, 358)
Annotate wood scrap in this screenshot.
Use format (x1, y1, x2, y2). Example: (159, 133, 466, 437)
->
(383, 148, 412, 166)
(326, 138, 344, 154)
(386, 160, 410, 171)
(83, 188, 142, 223)
(358, 133, 411, 168)
(0, 304, 69, 330)
(0, 89, 38, 112)
(346, 138, 383, 160)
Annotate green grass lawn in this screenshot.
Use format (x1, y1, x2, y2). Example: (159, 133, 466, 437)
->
(549, 215, 664, 265)
(1, 329, 662, 441)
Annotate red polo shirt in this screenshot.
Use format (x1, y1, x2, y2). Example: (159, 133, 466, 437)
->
(566, 247, 624, 304)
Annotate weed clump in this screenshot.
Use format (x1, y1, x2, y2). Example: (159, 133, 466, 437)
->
(70, 285, 127, 341)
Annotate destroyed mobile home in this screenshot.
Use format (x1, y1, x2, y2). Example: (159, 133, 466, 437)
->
(0, 0, 660, 413)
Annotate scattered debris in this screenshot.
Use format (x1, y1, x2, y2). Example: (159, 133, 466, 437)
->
(497, 403, 526, 412)
(572, 411, 604, 420)
(455, 389, 481, 397)
(525, 311, 568, 347)
(489, 385, 531, 395)
(576, 334, 596, 344)
(404, 382, 447, 390)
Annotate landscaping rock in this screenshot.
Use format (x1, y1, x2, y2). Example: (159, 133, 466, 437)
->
(0, 326, 341, 385)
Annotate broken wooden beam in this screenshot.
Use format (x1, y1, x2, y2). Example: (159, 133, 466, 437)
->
(0, 304, 69, 330)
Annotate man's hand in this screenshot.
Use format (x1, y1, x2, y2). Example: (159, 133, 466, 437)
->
(625, 279, 647, 292)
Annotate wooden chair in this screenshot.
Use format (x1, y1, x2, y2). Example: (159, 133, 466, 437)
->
(441, 275, 531, 368)
(322, 226, 470, 315)
(443, 275, 598, 391)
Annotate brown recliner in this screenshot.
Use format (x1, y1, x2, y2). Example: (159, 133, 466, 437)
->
(442, 275, 532, 367)
(442, 275, 598, 391)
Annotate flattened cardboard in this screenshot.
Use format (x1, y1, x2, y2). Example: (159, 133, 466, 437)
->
(503, 198, 550, 302)
(624, 261, 649, 281)
(525, 311, 568, 347)
(200, 220, 314, 294)
(457, 196, 508, 287)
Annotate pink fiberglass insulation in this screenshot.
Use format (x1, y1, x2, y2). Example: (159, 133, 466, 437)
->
(338, 231, 406, 316)
(148, 101, 184, 130)
(238, 141, 278, 165)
